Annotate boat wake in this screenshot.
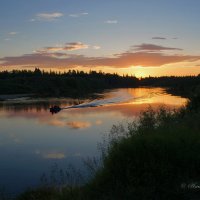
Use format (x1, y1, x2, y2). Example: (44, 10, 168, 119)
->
(63, 90, 134, 110)
(50, 89, 164, 113)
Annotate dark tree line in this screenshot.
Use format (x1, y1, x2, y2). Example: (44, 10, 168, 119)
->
(0, 68, 200, 97)
(0, 68, 138, 97)
(140, 75, 200, 97)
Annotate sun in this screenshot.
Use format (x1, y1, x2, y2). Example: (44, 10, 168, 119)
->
(135, 71, 147, 78)
(126, 66, 147, 78)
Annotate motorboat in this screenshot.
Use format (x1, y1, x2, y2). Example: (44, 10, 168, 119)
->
(50, 105, 61, 114)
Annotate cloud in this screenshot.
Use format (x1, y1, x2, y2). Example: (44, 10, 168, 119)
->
(42, 152, 66, 159)
(105, 20, 118, 24)
(36, 47, 63, 53)
(35, 149, 66, 159)
(66, 121, 91, 129)
(152, 37, 166, 40)
(95, 120, 102, 125)
(36, 42, 89, 53)
(63, 42, 89, 51)
(133, 43, 183, 51)
(93, 46, 101, 50)
(43, 152, 66, 159)
(34, 12, 64, 21)
(93, 52, 200, 67)
(69, 12, 88, 18)
(9, 32, 18, 35)
(1, 44, 200, 68)
(1, 51, 199, 68)
(48, 120, 66, 127)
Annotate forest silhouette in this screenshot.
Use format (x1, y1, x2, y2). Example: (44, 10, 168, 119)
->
(1, 68, 200, 98)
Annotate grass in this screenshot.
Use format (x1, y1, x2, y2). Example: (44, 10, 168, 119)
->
(16, 92, 200, 200)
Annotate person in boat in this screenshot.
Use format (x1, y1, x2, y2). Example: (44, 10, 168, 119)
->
(50, 105, 61, 114)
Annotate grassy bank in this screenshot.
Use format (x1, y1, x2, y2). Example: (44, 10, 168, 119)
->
(16, 91, 200, 200)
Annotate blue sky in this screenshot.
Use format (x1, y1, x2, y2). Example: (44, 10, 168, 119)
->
(1, 0, 200, 76)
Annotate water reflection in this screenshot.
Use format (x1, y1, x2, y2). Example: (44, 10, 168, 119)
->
(0, 88, 187, 128)
(0, 88, 187, 194)
(0, 98, 85, 112)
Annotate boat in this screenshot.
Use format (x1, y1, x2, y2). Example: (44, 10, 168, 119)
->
(50, 105, 61, 114)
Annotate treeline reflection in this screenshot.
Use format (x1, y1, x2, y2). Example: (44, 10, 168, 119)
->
(0, 99, 86, 112)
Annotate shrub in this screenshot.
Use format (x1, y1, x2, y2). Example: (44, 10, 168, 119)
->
(85, 101, 200, 200)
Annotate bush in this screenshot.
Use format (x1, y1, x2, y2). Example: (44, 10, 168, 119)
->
(85, 101, 200, 200)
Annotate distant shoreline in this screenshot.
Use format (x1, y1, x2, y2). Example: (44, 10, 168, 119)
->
(1, 69, 200, 100)
(0, 94, 34, 101)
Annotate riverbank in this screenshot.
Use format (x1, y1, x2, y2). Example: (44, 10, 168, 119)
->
(15, 90, 200, 200)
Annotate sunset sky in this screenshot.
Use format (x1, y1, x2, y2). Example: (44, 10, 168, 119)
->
(1, 0, 200, 77)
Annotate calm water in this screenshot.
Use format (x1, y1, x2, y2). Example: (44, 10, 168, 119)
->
(0, 88, 187, 195)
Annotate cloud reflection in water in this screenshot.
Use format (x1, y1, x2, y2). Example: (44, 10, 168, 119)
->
(0, 88, 187, 129)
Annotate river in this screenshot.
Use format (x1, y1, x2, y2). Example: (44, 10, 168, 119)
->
(0, 87, 187, 195)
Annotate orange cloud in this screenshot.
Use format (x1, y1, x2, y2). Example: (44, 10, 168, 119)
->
(36, 150, 66, 159)
(36, 42, 89, 53)
(95, 120, 102, 125)
(1, 44, 200, 68)
(66, 121, 91, 129)
(48, 119, 66, 127)
(62, 42, 89, 51)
